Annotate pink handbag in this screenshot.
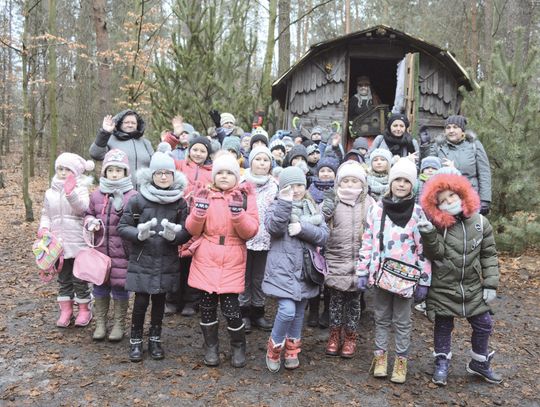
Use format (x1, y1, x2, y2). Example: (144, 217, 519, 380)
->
(73, 219, 111, 285)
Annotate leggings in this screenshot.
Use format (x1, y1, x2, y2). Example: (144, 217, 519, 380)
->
(200, 292, 243, 329)
(434, 312, 493, 356)
(131, 292, 166, 331)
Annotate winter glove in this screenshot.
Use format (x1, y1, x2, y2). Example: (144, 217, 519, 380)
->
(279, 185, 293, 202)
(64, 174, 77, 196)
(357, 275, 368, 292)
(417, 220, 434, 233)
(480, 201, 491, 216)
(86, 218, 101, 232)
(193, 188, 210, 216)
(288, 222, 302, 236)
(483, 288, 497, 303)
(137, 218, 158, 241)
(228, 191, 244, 216)
(414, 285, 429, 303)
(159, 218, 182, 241)
(37, 228, 49, 238)
(209, 109, 221, 128)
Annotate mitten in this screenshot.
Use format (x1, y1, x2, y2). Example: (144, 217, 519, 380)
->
(480, 201, 491, 216)
(357, 275, 368, 291)
(209, 109, 221, 128)
(417, 220, 434, 233)
(288, 222, 301, 236)
(193, 188, 210, 216)
(483, 288, 496, 303)
(37, 228, 49, 238)
(228, 191, 244, 216)
(64, 174, 77, 196)
(414, 285, 429, 303)
(137, 218, 158, 241)
(159, 218, 182, 241)
(86, 218, 101, 232)
(279, 185, 293, 202)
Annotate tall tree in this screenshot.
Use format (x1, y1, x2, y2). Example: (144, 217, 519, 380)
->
(278, 0, 291, 76)
(92, 0, 112, 118)
(47, 0, 58, 179)
(260, 0, 278, 111)
(22, 0, 34, 221)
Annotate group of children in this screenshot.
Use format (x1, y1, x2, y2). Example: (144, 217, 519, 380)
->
(37, 111, 502, 387)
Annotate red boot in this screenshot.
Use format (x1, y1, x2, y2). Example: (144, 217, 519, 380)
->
(75, 300, 93, 327)
(56, 297, 74, 328)
(325, 326, 341, 356)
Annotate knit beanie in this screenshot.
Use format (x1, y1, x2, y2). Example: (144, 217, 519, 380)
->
(282, 136, 294, 149)
(279, 166, 306, 190)
(220, 112, 236, 127)
(210, 139, 221, 155)
(212, 151, 240, 181)
(182, 123, 195, 135)
(252, 127, 269, 140)
(420, 156, 442, 172)
(189, 136, 212, 155)
(369, 148, 393, 166)
(222, 136, 241, 157)
(248, 146, 273, 167)
(149, 142, 176, 173)
(386, 113, 410, 131)
(336, 161, 367, 186)
(435, 166, 462, 176)
(316, 157, 339, 175)
(250, 133, 269, 149)
(306, 144, 320, 156)
(287, 144, 308, 164)
(445, 115, 467, 131)
(353, 137, 369, 151)
(55, 153, 95, 177)
(269, 139, 286, 154)
(388, 158, 417, 186)
(101, 148, 130, 176)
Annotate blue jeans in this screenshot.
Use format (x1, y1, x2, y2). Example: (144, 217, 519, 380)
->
(270, 298, 307, 344)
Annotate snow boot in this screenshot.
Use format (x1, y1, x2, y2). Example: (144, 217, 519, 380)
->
(370, 350, 388, 378)
(251, 306, 273, 331)
(108, 299, 128, 342)
(200, 321, 220, 366)
(307, 296, 319, 327)
(432, 352, 451, 386)
(325, 326, 341, 356)
(228, 324, 246, 368)
(180, 302, 197, 317)
(466, 350, 503, 384)
(74, 299, 93, 327)
(92, 296, 110, 340)
(148, 325, 164, 360)
(240, 306, 252, 334)
(129, 326, 144, 363)
(390, 355, 408, 384)
(265, 337, 284, 373)
(340, 329, 357, 359)
(284, 338, 301, 370)
(56, 297, 74, 328)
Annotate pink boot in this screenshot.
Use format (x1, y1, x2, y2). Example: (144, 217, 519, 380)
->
(57, 298, 74, 328)
(74, 300, 93, 327)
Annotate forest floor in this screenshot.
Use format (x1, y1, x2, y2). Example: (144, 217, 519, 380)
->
(0, 150, 539, 406)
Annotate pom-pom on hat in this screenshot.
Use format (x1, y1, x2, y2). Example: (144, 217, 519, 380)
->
(252, 127, 268, 140)
(220, 112, 236, 127)
(388, 158, 417, 186)
(55, 153, 95, 178)
(212, 151, 241, 181)
(102, 149, 130, 176)
(336, 161, 367, 185)
(150, 142, 176, 173)
(420, 156, 442, 172)
(248, 146, 273, 167)
(279, 166, 306, 190)
(445, 115, 467, 131)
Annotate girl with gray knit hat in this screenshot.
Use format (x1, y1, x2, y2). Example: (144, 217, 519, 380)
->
(367, 148, 393, 201)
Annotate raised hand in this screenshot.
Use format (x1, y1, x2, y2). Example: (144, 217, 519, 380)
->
(64, 174, 77, 196)
(228, 191, 244, 216)
(172, 115, 184, 135)
(102, 115, 115, 133)
(193, 187, 210, 216)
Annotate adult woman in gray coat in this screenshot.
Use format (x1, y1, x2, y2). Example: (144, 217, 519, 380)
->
(430, 115, 492, 214)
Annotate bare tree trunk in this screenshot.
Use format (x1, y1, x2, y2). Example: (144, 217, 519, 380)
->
(296, 1, 302, 60)
(22, 1, 34, 221)
(48, 0, 58, 179)
(3, 0, 14, 154)
(303, 0, 311, 52)
(345, 0, 351, 34)
(482, 0, 494, 79)
(260, 0, 278, 111)
(469, 0, 479, 79)
(278, 0, 291, 76)
(92, 0, 111, 117)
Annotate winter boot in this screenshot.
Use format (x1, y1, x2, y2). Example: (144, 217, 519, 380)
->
(228, 324, 246, 368)
(340, 329, 358, 359)
(251, 306, 273, 332)
(240, 306, 252, 334)
(466, 350, 503, 384)
(148, 325, 164, 360)
(265, 337, 284, 373)
(284, 338, 301, 370)
(307, 296, 320, 327)
(200, 321, 220, 366)
(56, 298, 74, 328)
(108, 299, 129, 342)
(319, 289, 330, 328)
(325, 326, 342, 356)
(129, 326, 144, 362)
(370, 350, 388, 378)
(390, 355, 408, 384)
(181, 302, 197, 317)
(74, 299, 93, 327)
(432, 352, 451, 386)
(92, 296, 110, 340)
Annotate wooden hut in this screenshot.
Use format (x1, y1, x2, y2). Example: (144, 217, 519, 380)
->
(272, 25, 475, 146)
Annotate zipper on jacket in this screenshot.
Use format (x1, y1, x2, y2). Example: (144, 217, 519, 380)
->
(460, 220, 467, 316)
(105, 197, 112, 257)
(132, 139, 138, 172)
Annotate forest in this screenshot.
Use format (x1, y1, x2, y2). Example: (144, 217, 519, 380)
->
(0, 0, 539, 248)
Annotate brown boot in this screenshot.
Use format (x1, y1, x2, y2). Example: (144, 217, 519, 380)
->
(325, 326, 341, 356)
(340, 330, 357, 359)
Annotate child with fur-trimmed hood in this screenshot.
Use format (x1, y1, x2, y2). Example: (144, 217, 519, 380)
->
(418, 172, 502, 386)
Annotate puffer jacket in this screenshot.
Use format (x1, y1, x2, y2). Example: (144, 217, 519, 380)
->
(117, 169, 191, 294)
(419, 172, 498, 321)
(176, 159, 213, 190)
(323, 188, 374, 292)
(85, 188, 138, 288)
(430, 131, 491, 203)
(39, 176, 92, 259)
(186, 182, 259, 294)
(262, 198, 329, 301)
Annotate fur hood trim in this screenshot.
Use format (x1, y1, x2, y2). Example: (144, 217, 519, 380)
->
(420, 173, 480, 228)
(136, 167, 188, 193)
